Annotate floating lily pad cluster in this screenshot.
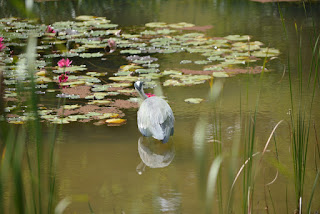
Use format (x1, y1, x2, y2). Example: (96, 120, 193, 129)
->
(0, 16, 280, 125)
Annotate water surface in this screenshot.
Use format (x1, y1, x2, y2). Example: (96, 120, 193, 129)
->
(3, 0, 320, 213)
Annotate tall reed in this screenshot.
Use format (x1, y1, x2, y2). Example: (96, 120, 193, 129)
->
(0, 35, 59, 214)
(279, 3, 320, 212)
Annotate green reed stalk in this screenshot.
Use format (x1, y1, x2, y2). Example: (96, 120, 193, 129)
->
(0, 35, 59, 214)
(242, 111, 256, 214)
(307, 171, 319, 214)
(282, 11, 320, 211)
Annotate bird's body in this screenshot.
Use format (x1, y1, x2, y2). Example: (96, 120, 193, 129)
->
(134, 81, 174, 143)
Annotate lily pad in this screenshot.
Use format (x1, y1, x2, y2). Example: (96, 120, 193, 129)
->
(184, 98, 204, 104)
(162, 70, 182, 75)
(86, 71, 107, 76)
(105, 118, 127, 125)
(63, 104, 81, 110)
(251, 48, 280, 57)
(180, 60, 192, 64)
(60, 80, 86, 87)
(93, 92, 109, 100)
(120, 49, 142, 54)
(145, 22, 167, 28)
(97, 113, 119, 119)
(169, 22, 195, 28)
(212, 72, 229, 78)
(88, 100, 111, 105)
(136, 68, 159, 74)
(119, 64, 142, 72)
(224, 35, 250, 41)
(163, 79, 185, 87)
(79, 52, 104, 58)
(109, 76, 138, 82)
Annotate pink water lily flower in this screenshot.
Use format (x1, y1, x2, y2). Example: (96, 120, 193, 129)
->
(59, 73, 68, 83)
(46, 25, 56, 33)
(57, 58, 72, 68)
(107, 38, 117, 53)
(58, 73, 69, 88)
(0, 37, 5, 51)
(0, 43, 5, 51)
(146, 93, 156, 98)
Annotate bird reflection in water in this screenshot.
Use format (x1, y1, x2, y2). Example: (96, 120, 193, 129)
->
(136, 136, 175, 175)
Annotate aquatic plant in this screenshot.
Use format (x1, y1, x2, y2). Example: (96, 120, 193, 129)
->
(0, 37, 5, 51)
(107, 38, 117, 53)
(57, 58, 72, 68)
(46, 25, 56, 33)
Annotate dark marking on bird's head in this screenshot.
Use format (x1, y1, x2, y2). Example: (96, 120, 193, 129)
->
(134, 81, 144, 92)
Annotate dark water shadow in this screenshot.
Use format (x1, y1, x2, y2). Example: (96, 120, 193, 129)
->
(136, 136, 175, 175)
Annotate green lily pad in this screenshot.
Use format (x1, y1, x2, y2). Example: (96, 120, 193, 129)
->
(140, 73, 163, 79)
(97, 113, 119, 119)
(67, 114, 90, 121)
(169, 22, 195, 28)
(212, 72, 229, 78)
(88, 100, 111, 105)
(136, 68, 159, 74)
(119, 64, 142, 72)
(207, 56, 224, 61)
(180, 60, 192, 64)
(93, 92, 109, 100)
(36, 76, 53, 84)
(157, 29, 177, 34)
(118, 89, 135, 94)
(232, 41, 262, 51)
(224, 35, 250, 41)
(121, 34, 141, 39)
(60, 80, 86, 87)
(79, 52, 104, 58)
(163, 79, 184, 87)
(141, 30, 158, 35)
(184, 98, 204, 104)
(114, 71, 132, 76)
(162, 70, 182, 75)
(204, 66, 224, 71)
(85, 112, 102, 117)
(143, 63, 160, 68)
(86, 71, 107, 76)
(76, 15, 102, 21)
(109, 76, 138, 82)
(51, 117, 71, 124)
(145, 22, 167, 28)
(120, 49, 142, 55)
(54, 65, 87, 74)
(194, 60, 210, 65)
(251, 48, 280, 57)
(63, 104, 80, 110)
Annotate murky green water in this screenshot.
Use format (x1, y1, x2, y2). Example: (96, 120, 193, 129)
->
(2, 0, 320, 213)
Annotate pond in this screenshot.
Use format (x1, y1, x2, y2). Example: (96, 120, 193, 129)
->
(0, 0, 320, 213)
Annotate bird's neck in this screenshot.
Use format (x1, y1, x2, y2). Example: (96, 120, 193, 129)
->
(138, 88, 148, 100)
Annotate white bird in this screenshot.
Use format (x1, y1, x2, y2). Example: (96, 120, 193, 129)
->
(134, 81, 174, 143)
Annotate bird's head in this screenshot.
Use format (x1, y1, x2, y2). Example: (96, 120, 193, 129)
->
(134, 81, 144, 92)
(134, 81, 148, 99)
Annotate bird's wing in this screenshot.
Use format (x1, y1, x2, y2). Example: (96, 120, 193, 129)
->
(137, 97, 174, 142)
